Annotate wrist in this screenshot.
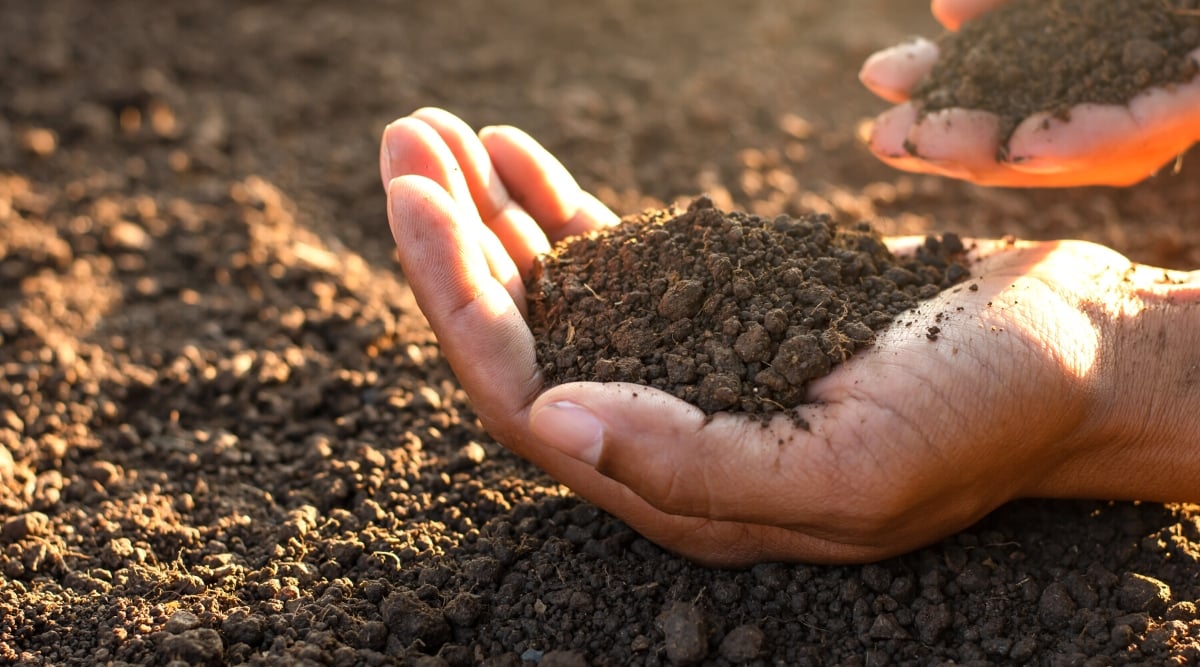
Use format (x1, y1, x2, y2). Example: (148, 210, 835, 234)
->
(1053, 266, 1200, 502)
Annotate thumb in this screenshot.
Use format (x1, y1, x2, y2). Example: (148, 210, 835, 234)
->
(931, 0, 1009, 30)
(528, 382, 838, 527)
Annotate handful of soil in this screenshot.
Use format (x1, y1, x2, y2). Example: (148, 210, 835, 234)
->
(911, 0, 1200, 145)
(526, 198, 968, 417)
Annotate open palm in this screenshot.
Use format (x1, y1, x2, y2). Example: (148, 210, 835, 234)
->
(382, 109, 1130, 565)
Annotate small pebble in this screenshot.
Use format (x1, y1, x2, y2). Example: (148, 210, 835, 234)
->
(657, 601, 709, 665)
(19, 128, 56, 156)
(718, 624, 764, 662)
(1038, 582, 1077, 630)
(2, 512, 50, 542)
(164, 610, 201, 634)
(1118, 573, 1172, 614)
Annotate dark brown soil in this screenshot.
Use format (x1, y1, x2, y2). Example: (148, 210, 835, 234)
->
(528, 198, 966, 416)
(912, 0, 1200, 142)
(3, 1, 1200, 665)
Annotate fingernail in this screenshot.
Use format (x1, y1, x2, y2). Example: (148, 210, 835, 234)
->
(530, 401, 604, 466)
(380, 124, 396, 184)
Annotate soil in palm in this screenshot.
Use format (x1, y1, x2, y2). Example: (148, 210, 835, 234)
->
(912, 0, 1200, 145)
(527, 197, 968, 417)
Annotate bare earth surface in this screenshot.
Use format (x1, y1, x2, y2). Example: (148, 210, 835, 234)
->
(2, 1, 1199, 665)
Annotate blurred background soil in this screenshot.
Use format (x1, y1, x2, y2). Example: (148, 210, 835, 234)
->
(1, 1, 1198, 665)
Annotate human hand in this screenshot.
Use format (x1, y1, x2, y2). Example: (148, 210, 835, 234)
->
(859, 0, 1200, 187)
(381, 109, 1194, 566)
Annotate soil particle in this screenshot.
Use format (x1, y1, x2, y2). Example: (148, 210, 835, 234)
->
(656, 601, 710, 665)
(220, 611, 265, 647)
(443, 592, 484, 628)
(912, 0, 1200, 142)
(528, 197, 967, 417)
(157, 628, 224, 666)
(867, 612, 910, 640)
(717, 623, 764, 662)
(381, 590, 452, 651)
(1119, 572, 1174, 613)
(1, 511, 49, 542)
(915, 602, 954, 644)
(163, 610, 202, 634)
(1038, 581, 1079, 630)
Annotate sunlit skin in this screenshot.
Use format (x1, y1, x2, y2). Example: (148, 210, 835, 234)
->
(381, 108, 1200, 566)
(859, 0, 1200, 187)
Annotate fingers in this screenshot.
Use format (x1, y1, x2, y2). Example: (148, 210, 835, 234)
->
(859, 38, 940, 103)
(1003, 106, 1161, 186)
(1130, 49, 1200, 136)
(1006, 106, 1138, 174)
(903, 108, 1007, 181)
(381, 117, 478, 210)
(866, 97, 1198, 188)
(525, 382, 968, 563)
(480, 125, 620, 241)
(865, 41, 1200, 188)
(527, 382, 857, 533)
(408, 108, 510, 221)
(858, 1, 1007, 98)
(930, 0, 1009, 30)
(631, 512, 900, 566)
(1004, 54, 1200, 185)
(866, 102, 920, 160)
(386, 175, 542, 422)
(868, 104, 1020, 184)
(409, 108, 552, 274)
(382, 109, 619, 272)
(380, 118, 523, 302)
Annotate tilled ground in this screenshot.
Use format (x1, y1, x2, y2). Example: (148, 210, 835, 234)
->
(1, 1, 1199, 665)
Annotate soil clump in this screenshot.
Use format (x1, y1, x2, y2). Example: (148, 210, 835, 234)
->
(527, 197, 968, 417)
(912, 0, 1200, 144)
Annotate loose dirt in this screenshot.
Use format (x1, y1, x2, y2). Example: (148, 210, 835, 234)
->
(2, 0, 1199, 665)
(912, 0, 1200, 143)
(529, 198, 966, 416)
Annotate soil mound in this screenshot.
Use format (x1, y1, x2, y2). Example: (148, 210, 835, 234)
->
(912, 0, 1200, 144)
(527, 197, 968, 417)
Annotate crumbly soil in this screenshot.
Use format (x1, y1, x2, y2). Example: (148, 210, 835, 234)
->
(912, 0, 1200, 143)
(3, 1, 1200, 665)
(528, 198, 966, 417)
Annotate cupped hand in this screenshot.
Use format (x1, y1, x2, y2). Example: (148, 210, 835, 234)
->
(381, 108, 1125, 565)
(859, 0, 1200, 187)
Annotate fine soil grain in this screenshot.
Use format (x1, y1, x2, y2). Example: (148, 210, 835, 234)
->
(912, 0, 1200, 143)
(528, 198, 967, 416)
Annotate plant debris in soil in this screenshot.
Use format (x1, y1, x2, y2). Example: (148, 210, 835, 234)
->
(526, 197, 968, 417)
(910, 0, 1200, 144)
